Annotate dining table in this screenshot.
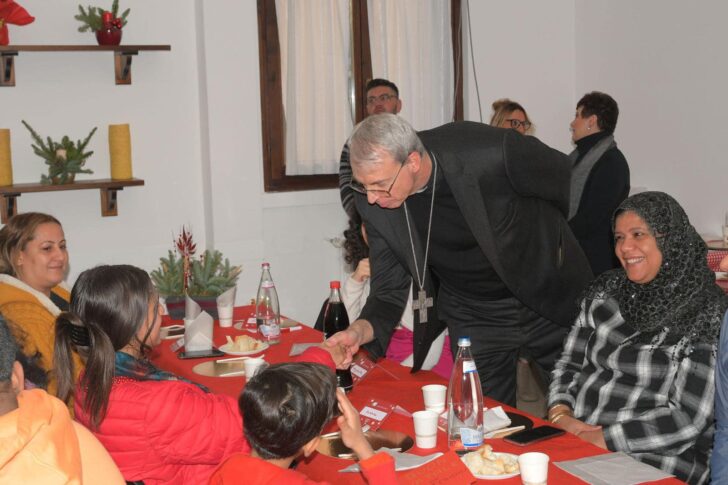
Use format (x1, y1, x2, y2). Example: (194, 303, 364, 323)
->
(151, 305, 686, 484)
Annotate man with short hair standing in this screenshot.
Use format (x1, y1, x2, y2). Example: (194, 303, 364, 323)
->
(327, 114, 592, 406)
(339, 78, 402, 218)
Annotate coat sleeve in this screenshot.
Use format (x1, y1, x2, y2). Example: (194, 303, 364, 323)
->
(360, 452, 398, 484)
(354, 212, 411, 360)
(603, 342, 716, 455)
(712, 313, 728, 481)
(144, 382, 249, 466)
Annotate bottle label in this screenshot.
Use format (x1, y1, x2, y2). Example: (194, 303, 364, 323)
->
(258, 320, 280, 339)
(463, 361, 477, 373)
(460, 427, 484, 447)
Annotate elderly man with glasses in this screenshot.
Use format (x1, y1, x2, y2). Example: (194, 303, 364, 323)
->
(326, 114, 592, 407)
(339, 78, 402, 218)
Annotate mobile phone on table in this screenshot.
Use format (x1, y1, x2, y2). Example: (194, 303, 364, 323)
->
(177, 348, 225, 359)
(503, 425, 565, 446)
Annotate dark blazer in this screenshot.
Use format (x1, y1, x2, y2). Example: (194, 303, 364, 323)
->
(355, 121, 593, 372)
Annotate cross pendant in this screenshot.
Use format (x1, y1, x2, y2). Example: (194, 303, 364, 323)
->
(412, 289, 434, 323)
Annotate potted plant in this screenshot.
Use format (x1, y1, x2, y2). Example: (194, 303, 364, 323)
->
(75, 0, 129, 46)
(150, 228, 242, 319)
(21, 120, 96, 185)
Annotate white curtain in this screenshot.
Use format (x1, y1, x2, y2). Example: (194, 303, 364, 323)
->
(276, 0, 352, 175)
(368, 0, 454, 131)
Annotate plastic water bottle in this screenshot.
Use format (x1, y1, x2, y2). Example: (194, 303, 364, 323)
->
(322, 281, 353, 392)
(447, 337, 484, 449)
(255, 262, 280, 344)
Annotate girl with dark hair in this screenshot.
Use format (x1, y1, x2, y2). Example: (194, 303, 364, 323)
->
(54, 264, 345, 484)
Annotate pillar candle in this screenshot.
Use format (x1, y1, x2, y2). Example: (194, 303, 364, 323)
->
(0, 129, 13, 186)
(109, 123, 133, 180)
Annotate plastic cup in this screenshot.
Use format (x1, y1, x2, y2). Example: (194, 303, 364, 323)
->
(244, 358, 266, 379)
(412, 410, 439, 449)
(218, 305, 234, 328)
(422, 384, 447, 413)
(518, 452, 549, 485)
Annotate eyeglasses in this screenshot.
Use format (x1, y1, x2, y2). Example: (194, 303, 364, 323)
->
(349, 160, 407, 197)
(366, 93, 397, 105)
(507, 119, 532, 131)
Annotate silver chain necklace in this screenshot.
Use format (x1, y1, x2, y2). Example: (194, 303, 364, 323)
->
(403, 155, 437, 323)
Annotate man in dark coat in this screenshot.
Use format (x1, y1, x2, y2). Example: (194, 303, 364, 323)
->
(326, 114, 592, 406)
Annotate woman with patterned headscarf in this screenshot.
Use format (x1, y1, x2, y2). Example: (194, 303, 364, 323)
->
(547, 191, 728, 485)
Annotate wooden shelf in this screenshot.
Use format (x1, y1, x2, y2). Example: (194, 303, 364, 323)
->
(0, 44, 171, 86)
(0, 177, 145, 223)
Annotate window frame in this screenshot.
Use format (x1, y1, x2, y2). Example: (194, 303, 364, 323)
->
(257, 0, 462, 192)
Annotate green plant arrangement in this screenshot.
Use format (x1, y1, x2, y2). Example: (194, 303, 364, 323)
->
(150, 228, 242, 298)
(75, 0, 129, 32)
(21, 120, 97, 185)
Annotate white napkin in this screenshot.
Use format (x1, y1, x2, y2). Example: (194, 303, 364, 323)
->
(339, 448, 443, 473)
(289, 343, 320, 356)
(216, 286, 236, 307)
(555, 452, 673, 485)
(185, 294, 201, 320)
(483, 406, 512, 437)
(185, 300, 213, 352)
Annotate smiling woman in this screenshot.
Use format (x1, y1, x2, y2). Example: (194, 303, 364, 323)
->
(0, 212, 83, 397)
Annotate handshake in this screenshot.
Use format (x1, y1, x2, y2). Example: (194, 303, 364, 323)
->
(320, 320, 372, 369)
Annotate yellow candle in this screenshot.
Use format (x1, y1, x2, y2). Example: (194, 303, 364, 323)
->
(0, 129, 13, 186)
(109, 124, 133, 180)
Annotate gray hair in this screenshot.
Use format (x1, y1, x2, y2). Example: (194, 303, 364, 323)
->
(349, 114, 425, 167)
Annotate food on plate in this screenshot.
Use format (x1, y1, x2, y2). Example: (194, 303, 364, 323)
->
(462, 444, 519, 476)
(225, 335, 264, 352)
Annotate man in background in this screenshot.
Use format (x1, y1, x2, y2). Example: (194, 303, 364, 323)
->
(339, 78, 402, 217)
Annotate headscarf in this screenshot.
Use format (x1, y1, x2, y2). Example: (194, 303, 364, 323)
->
(584, 191, 728, 351)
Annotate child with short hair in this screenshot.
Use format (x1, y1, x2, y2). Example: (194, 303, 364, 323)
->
(209, 362, 397, 484)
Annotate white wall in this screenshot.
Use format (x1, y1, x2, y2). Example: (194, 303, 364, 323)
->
(575, 1, 728, 236)
(463, 0, 576, 153)
(3, 0, 347, 323)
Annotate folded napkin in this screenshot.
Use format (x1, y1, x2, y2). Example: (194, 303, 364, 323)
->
(216, 286, 236, 307)
(339, 448, 443, 473)
(437, 406, 511, 435)
(184, 295, 213, 352)
(554, 452, 673, 485)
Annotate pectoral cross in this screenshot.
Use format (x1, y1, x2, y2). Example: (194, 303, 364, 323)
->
(412, 289, 434, 323)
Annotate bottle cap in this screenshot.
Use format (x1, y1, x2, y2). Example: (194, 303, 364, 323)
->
(457, 337, 471, 347)
(261, 262, 270, 268)
(329, 280, 341, 289)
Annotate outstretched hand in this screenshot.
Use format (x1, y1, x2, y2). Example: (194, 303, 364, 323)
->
(336, 388, 374, 460)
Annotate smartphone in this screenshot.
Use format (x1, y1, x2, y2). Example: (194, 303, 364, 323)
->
(177, 348, 225, 359)
(503, 425, 565, 446)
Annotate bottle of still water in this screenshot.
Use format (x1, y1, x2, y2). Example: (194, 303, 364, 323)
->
(255, 262, 280, 344)
(447, 337, 484, 449)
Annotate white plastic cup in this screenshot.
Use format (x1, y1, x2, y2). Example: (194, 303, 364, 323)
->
(244, 358, 267, 379)
(422, 384, 447, 413)
(518, 452, 549, 485)
(218, 305, 234, 328)
(412, 410, 439, 449)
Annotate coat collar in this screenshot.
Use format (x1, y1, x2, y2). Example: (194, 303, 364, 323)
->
(0, 274, 64, 316)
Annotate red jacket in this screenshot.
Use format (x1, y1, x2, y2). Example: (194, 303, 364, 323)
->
(75, 347, 335, 484)
(209, 452, 398, 485)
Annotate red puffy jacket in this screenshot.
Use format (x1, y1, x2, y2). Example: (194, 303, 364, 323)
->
(74, 348, 335, 484)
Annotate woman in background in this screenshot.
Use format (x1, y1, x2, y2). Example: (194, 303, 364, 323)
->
(54, 264, 344, 484)
(0, 212, 82, 394)
(548, 192, 726, 485)
(341, 210, 452, 378)
(489, 98, 532, 135)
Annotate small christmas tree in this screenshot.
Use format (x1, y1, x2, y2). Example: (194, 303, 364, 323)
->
(75, 0, 129, 32)
(21, 120, 96, 184)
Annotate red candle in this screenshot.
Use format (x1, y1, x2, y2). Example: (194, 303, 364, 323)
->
(102, 11, 112, 27)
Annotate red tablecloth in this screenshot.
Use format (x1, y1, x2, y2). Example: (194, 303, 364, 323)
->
(151, 306, 684, 485)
